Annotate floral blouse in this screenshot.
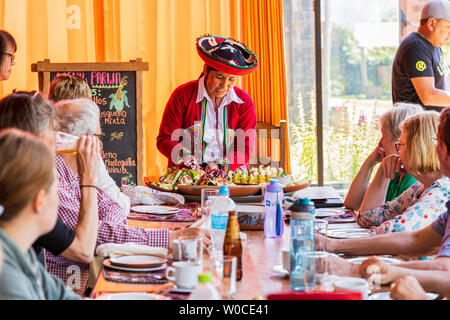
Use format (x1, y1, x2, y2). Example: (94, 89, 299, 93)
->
(356, 176, 449, 234)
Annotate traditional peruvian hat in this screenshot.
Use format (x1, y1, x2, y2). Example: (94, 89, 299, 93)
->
(196, 35, 259, 76)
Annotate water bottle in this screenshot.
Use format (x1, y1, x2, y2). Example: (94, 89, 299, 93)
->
(289, 198, 315, 291)
(188, 273, 222, 300)
(210, 186, 236, 258)
(264, 179, 284, 238)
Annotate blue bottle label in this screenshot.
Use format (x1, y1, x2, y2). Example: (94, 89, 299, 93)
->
(211, 214, 228, 230)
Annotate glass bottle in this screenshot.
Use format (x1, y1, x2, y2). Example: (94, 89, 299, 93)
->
(223, 210, 243, 281)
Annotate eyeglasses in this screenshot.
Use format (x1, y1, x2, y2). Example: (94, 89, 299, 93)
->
(3, 52, 15, 63)
(394, 142, 405, 153)
(93, 133, 105, 141)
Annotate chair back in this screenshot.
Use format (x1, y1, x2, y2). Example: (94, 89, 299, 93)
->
(249, 120, 287, 170)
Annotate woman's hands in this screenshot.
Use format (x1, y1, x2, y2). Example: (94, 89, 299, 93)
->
(381, 154, 407, 180)
(76, 134, 102, 186)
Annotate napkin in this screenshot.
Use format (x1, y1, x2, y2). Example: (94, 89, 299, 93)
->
(87, 243, 168, 289)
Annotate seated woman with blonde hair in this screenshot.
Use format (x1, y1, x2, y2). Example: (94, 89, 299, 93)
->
(0, 129, 81, 299)
(345, 103, 423, 211)
(356, 111, 449, 233)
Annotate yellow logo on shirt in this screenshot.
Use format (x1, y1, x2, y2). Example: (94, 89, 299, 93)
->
(416, 61, 427, 72)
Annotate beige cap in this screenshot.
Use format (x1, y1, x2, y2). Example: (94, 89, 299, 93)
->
(421, 0, 450, 21)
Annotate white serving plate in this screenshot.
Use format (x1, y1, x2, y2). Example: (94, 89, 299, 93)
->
(315, 208, 346, 218)
(368, 291, 438, 300)
(103, 259, 167, 272)
(131, 205, 180, 215)
(110, 255, 167, 269)
(106, 292, 166, 300)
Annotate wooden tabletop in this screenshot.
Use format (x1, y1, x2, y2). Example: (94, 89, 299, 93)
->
(90, 205, 368, 299)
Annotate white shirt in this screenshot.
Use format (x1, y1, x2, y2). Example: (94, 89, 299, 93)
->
(97, 160, 131, 215)
(196, 76, 243, 163)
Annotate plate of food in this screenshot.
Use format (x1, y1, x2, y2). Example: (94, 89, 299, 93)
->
(177, 184, 262, 197)
(282, 180, 312, 193)
(109, 255, 167, 269)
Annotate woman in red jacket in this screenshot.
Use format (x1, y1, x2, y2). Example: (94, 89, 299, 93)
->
(157, 35, 259, 173)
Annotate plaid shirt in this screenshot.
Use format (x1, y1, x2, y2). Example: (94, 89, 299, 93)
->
(45, 155, 169, 295)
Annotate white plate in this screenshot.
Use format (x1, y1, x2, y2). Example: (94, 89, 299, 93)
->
(325, 217, 355, 223)
(110, 255, 167, 268)
(131, 205, 180, 215)
(327, 228, 374, 239)
(169, 286, 194, 293)
(106, 292, 165, 300)
(103, 259, 167, 272)
(346, 256, 402, 265)
(272, 265, 289, 277)
(368, 291, 438, 300)
(315, 208, 346, 218)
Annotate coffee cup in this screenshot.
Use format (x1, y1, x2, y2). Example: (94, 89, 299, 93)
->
(334, 277, 369, 300)
(165, 261, 202, 289)
(282, 248, 290, 272)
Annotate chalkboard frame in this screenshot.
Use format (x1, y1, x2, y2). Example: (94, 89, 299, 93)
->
(31, 58, 149, 186)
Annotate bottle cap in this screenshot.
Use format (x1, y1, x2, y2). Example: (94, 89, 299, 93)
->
(198, 272, 213, 283)
(219, 185, 230, 196)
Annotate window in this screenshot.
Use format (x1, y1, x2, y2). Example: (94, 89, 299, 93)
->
(284, 0, 408, 195)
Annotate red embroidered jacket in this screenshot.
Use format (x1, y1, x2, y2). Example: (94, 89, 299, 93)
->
(157, 79, 256, 171)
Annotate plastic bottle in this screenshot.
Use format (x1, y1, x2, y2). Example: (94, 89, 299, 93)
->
(264, 179, 285, 238)
(209, 186, 236, 258)
(289, 198, 315, 291)
(188, 273, 222, 300)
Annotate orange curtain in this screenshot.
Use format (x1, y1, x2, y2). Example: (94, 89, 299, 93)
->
(0, 0, 289, 178)
(239, 0, 290, 173)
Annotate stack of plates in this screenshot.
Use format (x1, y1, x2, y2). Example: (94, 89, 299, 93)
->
(103, 254, 167, 272)
(315, 208, 346, 218)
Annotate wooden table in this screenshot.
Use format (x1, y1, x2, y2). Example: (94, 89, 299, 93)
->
(90, 205, 365, 299)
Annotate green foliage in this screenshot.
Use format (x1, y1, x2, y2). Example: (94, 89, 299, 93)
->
(290, 96, 381, 186)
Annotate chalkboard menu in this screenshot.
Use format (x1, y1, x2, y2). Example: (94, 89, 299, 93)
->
(32, 59, 149, 187)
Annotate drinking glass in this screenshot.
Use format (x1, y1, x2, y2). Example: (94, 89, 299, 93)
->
(303, 251, 331, 292)
(314, 219, 328, 251)
(201, 189, 219, 218)
(55, 131, 79, 154)
(179, 235, 203, 264)
(210, 255, 237, 299)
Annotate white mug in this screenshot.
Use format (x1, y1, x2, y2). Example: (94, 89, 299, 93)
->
(282, 248, 290, 272)
(334, 277, 369, 300)
(165, 261, 202, 289)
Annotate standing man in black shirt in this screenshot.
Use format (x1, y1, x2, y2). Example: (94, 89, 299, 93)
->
(392, 0, 450, 112)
